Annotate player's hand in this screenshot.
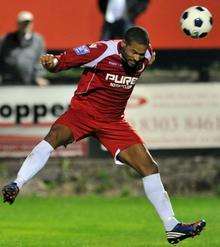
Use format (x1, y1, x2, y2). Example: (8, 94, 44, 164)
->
(40, 54, 58, 70)
(2, 182, 19, 205)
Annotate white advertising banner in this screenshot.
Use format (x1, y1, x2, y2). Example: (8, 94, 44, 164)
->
(126, 83, 220, 149)
(0, 83, 220, 156)
(0, 86, 86, 157)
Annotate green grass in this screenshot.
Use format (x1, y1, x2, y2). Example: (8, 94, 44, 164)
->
(0, 196, 219, 247)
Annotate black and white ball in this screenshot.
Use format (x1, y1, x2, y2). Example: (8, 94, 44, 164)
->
(180, 6, 213, 38)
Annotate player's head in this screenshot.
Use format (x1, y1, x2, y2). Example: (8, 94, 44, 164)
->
(121, 26, 149, 67)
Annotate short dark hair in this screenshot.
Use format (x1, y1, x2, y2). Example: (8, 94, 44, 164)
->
(124, 26, 149, 45)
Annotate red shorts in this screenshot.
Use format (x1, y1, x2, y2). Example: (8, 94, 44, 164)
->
(54, 100, 143, 163)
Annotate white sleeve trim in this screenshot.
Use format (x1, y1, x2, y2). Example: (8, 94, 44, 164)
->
(81, 40, 120, 68)
(145, 49, 152, 61)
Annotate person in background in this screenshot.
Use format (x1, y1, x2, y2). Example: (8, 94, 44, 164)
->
(98, 0, 150, 40)
(0, 11, 49, 86)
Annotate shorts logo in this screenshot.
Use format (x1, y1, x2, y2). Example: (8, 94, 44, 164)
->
(106, 73, 138, 89)
(74, 45, 90, 55)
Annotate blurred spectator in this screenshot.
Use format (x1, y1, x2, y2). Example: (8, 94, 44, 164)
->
(98, 0, 150, 40)
(0, 11, 49, 86)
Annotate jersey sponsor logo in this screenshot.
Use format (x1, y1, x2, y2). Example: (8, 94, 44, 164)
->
(74, 45, 90, 55)
(106, 73, 138, 89)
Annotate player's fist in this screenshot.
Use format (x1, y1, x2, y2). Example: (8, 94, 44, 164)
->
(40, 54, 58, 70)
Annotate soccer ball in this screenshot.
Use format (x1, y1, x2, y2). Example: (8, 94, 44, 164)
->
(180, 6, 213, 38)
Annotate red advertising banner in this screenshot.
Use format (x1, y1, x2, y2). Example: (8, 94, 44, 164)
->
(0, 0, 219, 49)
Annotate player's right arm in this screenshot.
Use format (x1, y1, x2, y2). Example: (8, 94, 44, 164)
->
(40, 54, 59, 72)
(40, 42, 107, 73)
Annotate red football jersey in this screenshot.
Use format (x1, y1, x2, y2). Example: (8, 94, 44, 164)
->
(54, 40, 154, 120)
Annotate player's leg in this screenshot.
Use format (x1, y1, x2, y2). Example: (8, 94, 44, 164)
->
(2, 123, 73, 204)
(118, 143, 179, 230)
(118, 143, 206, 244)
(15, 123, 73, 187)
(2, 101, 95, 205)
(97, 120, 180, 231)
(96, 117, 206, 244)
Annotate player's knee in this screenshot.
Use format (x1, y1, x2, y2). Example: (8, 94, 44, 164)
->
(147, 160, 159, 173)
(44, 128, 59, 149)
(138, 160, 159, 176)
(45, 124, 73, 149)
(121, 154, 159, 176)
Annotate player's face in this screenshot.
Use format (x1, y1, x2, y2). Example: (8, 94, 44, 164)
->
(121, 41, 148, 67)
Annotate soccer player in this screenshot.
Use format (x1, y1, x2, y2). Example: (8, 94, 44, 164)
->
(2, 26, 205, 245)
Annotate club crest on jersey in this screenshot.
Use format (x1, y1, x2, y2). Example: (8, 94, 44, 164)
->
(106, 73, 138, 89)
(74, 45, 90, 55)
